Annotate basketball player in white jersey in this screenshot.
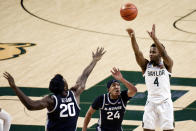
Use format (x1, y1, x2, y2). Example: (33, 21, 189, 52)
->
(126, 24, 174, 131)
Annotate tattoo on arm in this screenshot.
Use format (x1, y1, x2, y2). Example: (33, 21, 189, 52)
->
(73, 59, 98, 95)
(72, 47, 105, 96)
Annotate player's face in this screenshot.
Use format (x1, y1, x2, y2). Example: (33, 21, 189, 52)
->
(109, 82, 121, 97)
(149, 47, 160, 62)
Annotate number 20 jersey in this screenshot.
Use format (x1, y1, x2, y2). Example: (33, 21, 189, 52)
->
(143, 62, 172, 104)
(46, 90, 80, 131)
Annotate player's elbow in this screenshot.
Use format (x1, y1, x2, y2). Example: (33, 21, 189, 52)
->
(25, 101, 38, 111)
(129, 87, 137, 97)
(26, 105, 35, 110)
(132, 87, 137, 95)
(27, 105, 41, 111)
(134, 87, 137, 93)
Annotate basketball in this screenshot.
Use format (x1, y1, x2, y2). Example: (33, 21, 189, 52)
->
(120, 3, 138, 21)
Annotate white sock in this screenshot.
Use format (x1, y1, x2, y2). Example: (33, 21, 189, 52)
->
(0, 110, 11, 131)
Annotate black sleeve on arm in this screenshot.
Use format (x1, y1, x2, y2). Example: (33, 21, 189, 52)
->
(121, 90, 132, 105)
(92, 95, 104, 110)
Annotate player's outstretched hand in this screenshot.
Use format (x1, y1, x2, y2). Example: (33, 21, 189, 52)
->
(92, 47, 106, 61)
(147, 24, 157, 40)
(126, 28, 135, 38)
(3, 72, 16, 88)
(111, 67, 123, 81)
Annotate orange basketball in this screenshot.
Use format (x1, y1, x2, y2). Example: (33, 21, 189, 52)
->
(120, 3, 138, 21)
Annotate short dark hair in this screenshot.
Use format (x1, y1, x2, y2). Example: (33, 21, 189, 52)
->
(150, 43, 165, 49)
(49, 74, 67, 94)
(107, 79, 120, 89)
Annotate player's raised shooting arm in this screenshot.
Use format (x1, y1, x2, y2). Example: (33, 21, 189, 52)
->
(111, 67, 137, 97)
(3, 72, 54, 111)
(152, 38, 173, 69)
(126, 28, 148, 73)
(71, 47, 106, 96)
(147, 24, 173, 72)
(82, 106, 96, 131)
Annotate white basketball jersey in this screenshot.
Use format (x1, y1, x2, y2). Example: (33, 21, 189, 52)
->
(143, 62, 171, 104)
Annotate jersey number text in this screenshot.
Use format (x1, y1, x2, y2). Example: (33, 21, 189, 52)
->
(107, 111, 120, 120)
(60, 103, 76, 117)
(154, 77, 159, 86)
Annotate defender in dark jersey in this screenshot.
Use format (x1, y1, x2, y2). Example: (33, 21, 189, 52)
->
(47, 88, 80, 131)
(3, 47, 105, 131)
(82, 67, 137, 131)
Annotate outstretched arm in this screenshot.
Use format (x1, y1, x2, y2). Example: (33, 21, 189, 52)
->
(71, 47, 106, 98)
(147, 24, 173, 72)
(3, 72, 54, 111)
(111, 67, 137, 97)
(82, 106, 96, 131)
(126, 29, 148, 73)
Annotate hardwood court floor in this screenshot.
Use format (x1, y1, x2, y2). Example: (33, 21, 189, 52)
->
(0, 0, 196, 130)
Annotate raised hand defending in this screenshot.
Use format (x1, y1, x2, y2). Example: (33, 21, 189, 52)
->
(3, 72, 16, 88)
(92, 47, 106, 62)
(111, 67, 123, 81)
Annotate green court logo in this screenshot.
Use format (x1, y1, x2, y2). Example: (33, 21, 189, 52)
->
(0, 43, 35, 60)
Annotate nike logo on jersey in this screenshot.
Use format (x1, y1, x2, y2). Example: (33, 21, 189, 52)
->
(148, 70, 165, 76)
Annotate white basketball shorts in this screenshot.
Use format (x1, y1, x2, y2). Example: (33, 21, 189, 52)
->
(142, 99, 174, 130)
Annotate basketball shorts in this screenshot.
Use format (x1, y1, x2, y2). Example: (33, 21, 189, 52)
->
(142, 99, 174, 130)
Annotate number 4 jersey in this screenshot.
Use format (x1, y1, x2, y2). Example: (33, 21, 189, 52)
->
(46, 90, 80, 131)
(92, 90, 132, 131)
(143, 62, 172, 104)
